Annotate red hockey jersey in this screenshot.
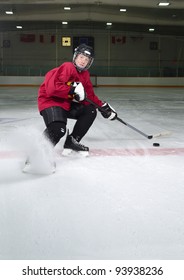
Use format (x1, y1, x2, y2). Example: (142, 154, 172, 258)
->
(38, 62, 103, 112)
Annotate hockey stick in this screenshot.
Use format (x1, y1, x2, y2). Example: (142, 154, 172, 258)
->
(85, 97, 171, 139)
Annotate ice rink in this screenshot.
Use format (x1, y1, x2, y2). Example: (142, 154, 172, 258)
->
(0, 86, 184, 260)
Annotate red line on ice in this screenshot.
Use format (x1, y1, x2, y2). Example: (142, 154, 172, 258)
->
(0, 148, 184, 159)
(89, 148, 184, 156)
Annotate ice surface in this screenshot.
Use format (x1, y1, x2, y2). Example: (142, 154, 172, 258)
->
(0, 86, 184, 260)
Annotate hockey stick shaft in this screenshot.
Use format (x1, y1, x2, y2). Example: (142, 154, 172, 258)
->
(116, 116, 152, 139)
(85, 97, 153, 139)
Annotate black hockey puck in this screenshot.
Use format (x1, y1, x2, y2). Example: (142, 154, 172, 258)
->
(153, 143, 160, 147)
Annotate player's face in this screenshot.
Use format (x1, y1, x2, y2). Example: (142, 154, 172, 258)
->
(75, 54, 90, 69)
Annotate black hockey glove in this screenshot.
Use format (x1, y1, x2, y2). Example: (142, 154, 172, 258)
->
(69, 82, 86, 101)
(100, 102, 117, 120)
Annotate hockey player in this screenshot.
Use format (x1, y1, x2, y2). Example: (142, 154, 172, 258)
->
(38, 43, 117, 155)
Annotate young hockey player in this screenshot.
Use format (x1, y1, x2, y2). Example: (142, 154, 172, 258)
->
(38, 43, 117, 156)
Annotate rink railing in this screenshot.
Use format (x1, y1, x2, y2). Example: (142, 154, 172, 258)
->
(0, 76, 183, 87)
(0, 65, 184, 78)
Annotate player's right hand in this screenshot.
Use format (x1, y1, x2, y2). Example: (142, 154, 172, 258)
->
(71, 82, 86, 101)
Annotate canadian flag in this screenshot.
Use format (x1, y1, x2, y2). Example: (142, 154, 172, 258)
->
(111, 36, 126, 44)
(39, 35, 55, 43)
(20, 34, 35, 43)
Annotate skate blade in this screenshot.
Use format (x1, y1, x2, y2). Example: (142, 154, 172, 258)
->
(62, 148, 73, 156)
(62, 149, 89, 157)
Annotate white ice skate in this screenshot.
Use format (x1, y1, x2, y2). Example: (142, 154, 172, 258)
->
(22, 134, 56, 175)
(62, 131, 89, 157)
(22, 157, 56, 175)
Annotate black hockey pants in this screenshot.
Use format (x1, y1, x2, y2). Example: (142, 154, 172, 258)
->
(40, 102, 97, 146)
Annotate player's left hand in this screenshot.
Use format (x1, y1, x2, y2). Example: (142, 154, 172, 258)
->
(100, 102, 117, 120)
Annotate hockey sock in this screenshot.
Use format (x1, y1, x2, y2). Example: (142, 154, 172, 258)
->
(71, 105, 97, 141)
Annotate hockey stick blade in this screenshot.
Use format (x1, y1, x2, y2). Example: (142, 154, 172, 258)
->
(151, 130, 172, 138)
